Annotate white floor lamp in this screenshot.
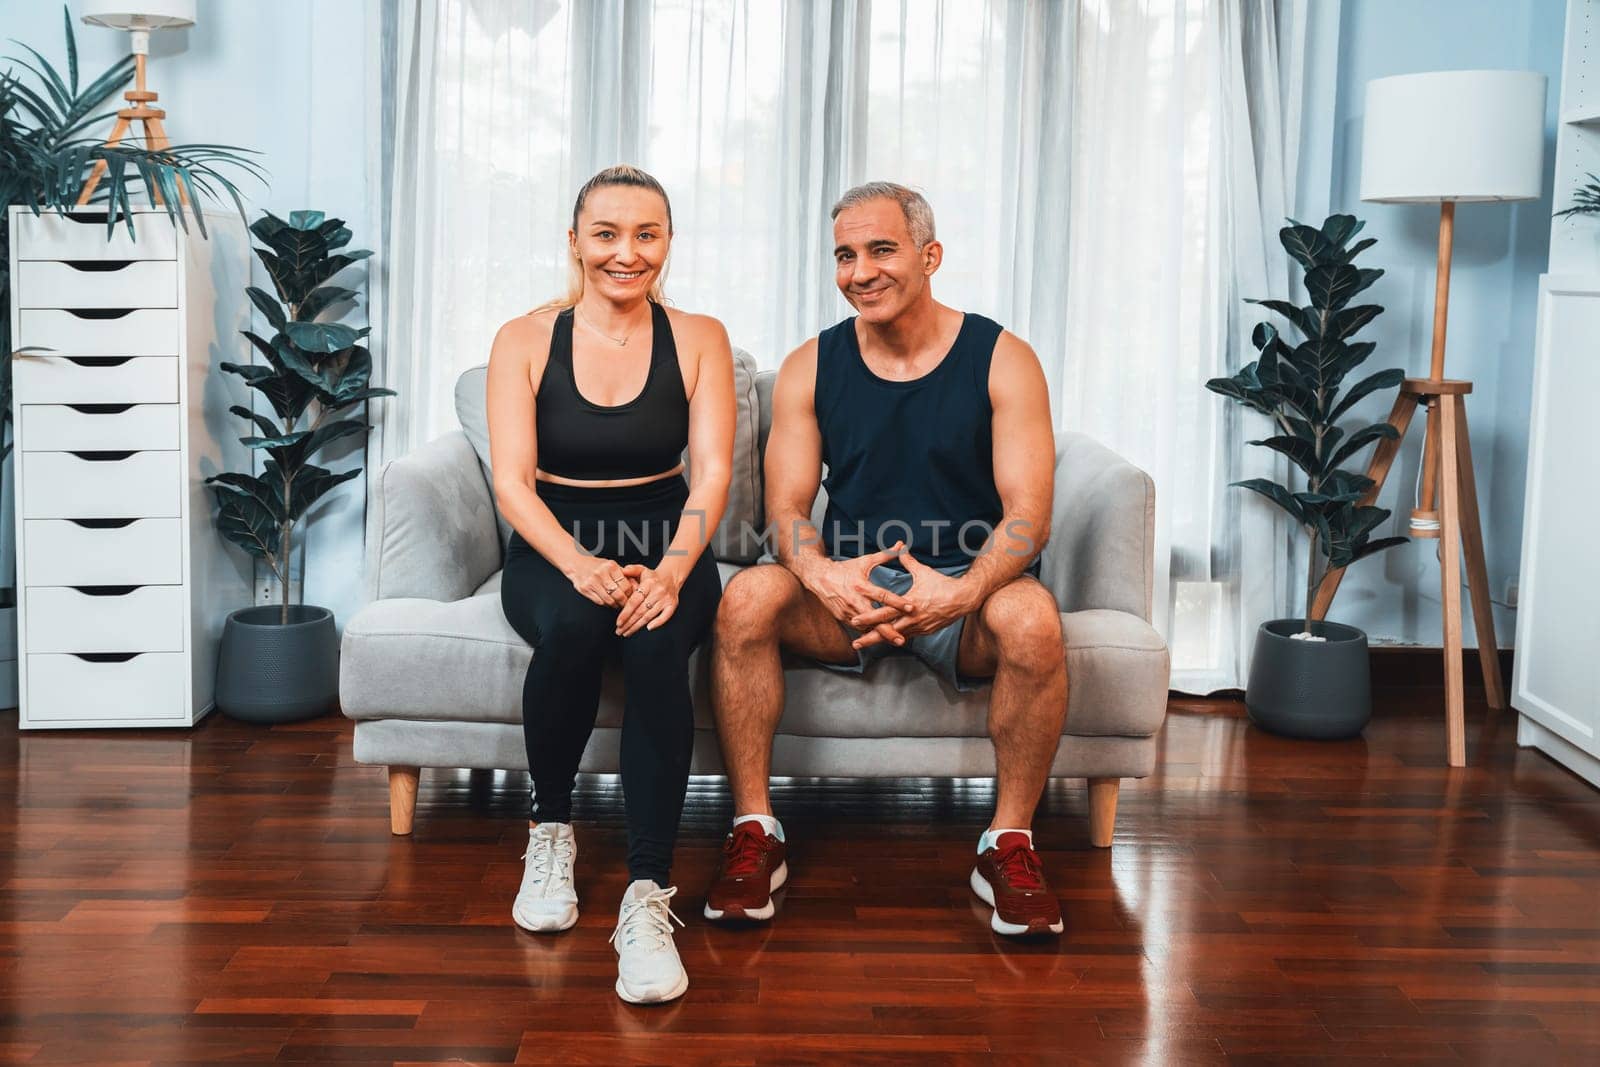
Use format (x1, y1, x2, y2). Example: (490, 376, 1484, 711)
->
(74, 0, 198, 208)
(1313, 69, 1546, 766)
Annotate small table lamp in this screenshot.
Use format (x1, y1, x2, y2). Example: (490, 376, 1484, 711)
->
(75, 0, 198, 207)
(1315, 69, 1546, 767)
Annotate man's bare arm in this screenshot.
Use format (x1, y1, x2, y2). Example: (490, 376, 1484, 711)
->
(764, 340, 829, 580)
(957, 331, 1055, 601)
(765, 339, 912, 643)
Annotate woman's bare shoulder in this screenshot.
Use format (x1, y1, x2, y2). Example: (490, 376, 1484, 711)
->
(495, 307, 559, 351)
(662, 305, 731, 353)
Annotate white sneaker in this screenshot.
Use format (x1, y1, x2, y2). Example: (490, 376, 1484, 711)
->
(610, 879, 688, 1004)
(512, 822, 578, 932)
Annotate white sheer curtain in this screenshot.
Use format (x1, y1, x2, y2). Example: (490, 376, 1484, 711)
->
(373, 0, 1306, 692)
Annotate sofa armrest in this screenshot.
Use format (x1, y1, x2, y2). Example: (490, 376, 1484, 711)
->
(1039, 431, 1156, 620)
(365, 430, 502, 603)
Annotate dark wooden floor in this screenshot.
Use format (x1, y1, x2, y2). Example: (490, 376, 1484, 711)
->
(1, 688, 1597, 1065)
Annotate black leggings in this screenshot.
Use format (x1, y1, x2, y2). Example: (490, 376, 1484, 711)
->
(500, 474, 721, 886)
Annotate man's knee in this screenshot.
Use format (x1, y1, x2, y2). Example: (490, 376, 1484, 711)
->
(981, 580, 1065, 676)
(716, 564, 798, 643)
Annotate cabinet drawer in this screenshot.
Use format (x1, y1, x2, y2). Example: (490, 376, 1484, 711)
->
(20, 404, 181, 452)
(25, 585, 185, 653)
(14, 259, 179, 309)
(22, 451, 181, 519)
(12, 210, 177, 261)
(15, 308, 179, 356)
(22, 518, 183, 586)
(13, 355, 178, 403)
(26, 651, 187, 722)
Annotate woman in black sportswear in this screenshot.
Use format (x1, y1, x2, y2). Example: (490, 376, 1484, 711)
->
(485, 165, 734, 1004)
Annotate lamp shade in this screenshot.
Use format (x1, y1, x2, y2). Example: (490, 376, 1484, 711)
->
(1360, 70, 1546, 203)
(79, 0, 196, 30)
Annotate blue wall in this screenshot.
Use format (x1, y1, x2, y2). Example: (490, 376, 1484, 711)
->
(1306, 0, 1567, 647)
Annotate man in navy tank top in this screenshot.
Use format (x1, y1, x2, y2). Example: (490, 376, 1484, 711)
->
(705, 182, 1069, 937)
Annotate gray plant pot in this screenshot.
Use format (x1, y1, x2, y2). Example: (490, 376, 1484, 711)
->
(1244, 618, 1371, 740)
(215, 605, 338, 723)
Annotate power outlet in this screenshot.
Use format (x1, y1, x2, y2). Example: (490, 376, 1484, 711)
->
(254, 575, 301, 608)
(1504, 578, 1518, 609)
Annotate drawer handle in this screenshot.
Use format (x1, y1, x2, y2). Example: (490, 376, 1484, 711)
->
(69, 450, 136, 461)
(68, 518, 136, 529)
(61, 260, 135, 272)
(66, 403, 135, 414)
(66, 356, 133, 368)
(71, 585, 139, 597)
(64, 309, 136, 320)
(72, 652, 141, 663)
(56, 212, 110, 225)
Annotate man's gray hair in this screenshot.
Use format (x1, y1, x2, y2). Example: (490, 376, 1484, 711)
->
(830, 181, 937, 248)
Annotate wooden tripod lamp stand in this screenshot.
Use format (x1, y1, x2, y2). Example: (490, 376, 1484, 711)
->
(74, 0, 197, 208)
(1313, 70, 1547, 767)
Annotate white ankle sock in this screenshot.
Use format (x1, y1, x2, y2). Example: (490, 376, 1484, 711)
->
(978, 827, 1033, 854)
(734, 813, 784, 841)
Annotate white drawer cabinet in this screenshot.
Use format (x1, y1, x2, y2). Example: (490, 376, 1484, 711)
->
(12, 209, 178, 260)
(26, 586, 186, 653)
(22, 518, 185, 586)
(7, 206, 254, 729)
(13, 355, 179, 403)
(14, 260, 179, 309)
(20, 404, 181, 452)
(26, 652, 189, 723)
(15, 308, 180, 355)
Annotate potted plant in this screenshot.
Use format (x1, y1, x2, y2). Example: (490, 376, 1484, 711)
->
(207, 210, 393, 723)
(1206, 214, 1409, 740)
(1555, 173, 1600, 220)
(1, 8, 259, 709)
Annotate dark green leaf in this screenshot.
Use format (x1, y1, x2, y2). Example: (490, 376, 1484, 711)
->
(1248, 434, 1321, 478)
(1320, 214, 1363, 247)
(298, 285, 359, 322)
(245, 286, 287, 332)
(228, 403, 282, 440)
(1246, 298, 1317, 339)
(1231, 478, 1307, 524)
(1327, 367, 1405, 424)
(284, 320, 359, 354)
(287, 464, 362, 521)
(1325, 421, 1400, 472)
(1279, 224, 1332, 271)
(1350, 535, 1408, 562)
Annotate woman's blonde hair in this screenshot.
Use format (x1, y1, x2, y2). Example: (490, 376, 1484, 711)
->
(535, 164, 674, 313)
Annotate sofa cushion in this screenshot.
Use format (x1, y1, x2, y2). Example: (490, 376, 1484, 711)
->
(454, 344, 764, 564)
(341, 561, 1166, 743)
(771, 608, 1167, 739)
(338, 589, 716, 731)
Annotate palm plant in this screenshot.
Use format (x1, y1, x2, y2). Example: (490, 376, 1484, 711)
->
(1, 6, 263, 602)
(1206, 214, 1410, 634)
(1555, 173, 1600, 219)
(207, 211, 394, 624)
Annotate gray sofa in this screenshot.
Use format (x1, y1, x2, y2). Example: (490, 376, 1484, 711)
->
(339, 351, 1170, 845)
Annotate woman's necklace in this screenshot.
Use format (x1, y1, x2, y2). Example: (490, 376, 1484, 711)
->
(576, 303, 645, 347)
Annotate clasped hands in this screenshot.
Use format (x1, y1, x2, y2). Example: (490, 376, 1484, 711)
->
(569, 555, 680, 636)
(803, 540, 977, 651)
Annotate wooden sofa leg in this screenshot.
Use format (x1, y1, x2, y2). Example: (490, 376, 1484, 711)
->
(1088, 777, 1119, 848)
(389, 766, 420, 836)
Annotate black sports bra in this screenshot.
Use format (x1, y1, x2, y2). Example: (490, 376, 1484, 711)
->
(535, 301, 689, 480)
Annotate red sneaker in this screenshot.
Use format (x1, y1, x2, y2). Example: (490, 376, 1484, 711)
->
(970, 832, 1064, 936)
(703, 821, 788, 921)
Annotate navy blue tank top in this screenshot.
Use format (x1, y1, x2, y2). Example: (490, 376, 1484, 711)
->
(815, 312, 1004, 569)
(535, 301, 688, 480)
